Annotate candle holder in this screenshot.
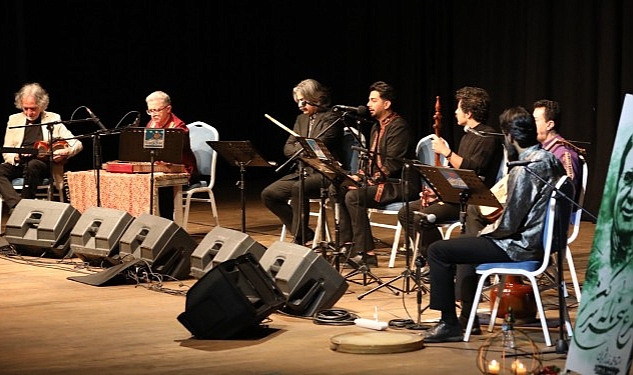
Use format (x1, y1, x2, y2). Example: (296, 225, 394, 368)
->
(477, 328, 542, 374)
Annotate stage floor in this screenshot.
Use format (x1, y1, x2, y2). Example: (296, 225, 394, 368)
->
(0, 178, 599, 374)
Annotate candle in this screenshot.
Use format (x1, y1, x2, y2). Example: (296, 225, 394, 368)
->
(515, 362, 527, 375)
(488, 359, 500, 374)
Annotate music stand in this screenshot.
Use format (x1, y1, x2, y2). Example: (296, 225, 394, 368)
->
(412, 164, 502, 233)
(207, 140, 275, 232)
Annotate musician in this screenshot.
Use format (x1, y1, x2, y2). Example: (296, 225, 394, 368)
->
(145, 91, 199, 219)
(422, 107, 566, 343)
(397, 87, 503, 261)
(0, 83, 83, 213)
(261, 79, 342, 245)
(533, 99, 582, 195)
(331, 81, 419, 266)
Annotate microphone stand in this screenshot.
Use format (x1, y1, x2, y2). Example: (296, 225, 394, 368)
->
(520, 165, 597, 355)
(358, 161, 423, 299)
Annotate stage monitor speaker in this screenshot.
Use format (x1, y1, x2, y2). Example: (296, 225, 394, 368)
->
(70, 207, 134, 266)
(177, 253, 285, 339)
(4, 199, 81, 258)
(190, 226, 266, 278)
(118, 213, 196, 280)
(258, 241, 348, 317)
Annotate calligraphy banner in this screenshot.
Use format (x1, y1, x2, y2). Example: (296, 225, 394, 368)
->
(566, 94, 633, 374)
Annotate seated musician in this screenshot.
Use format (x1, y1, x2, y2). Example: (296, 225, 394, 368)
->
(144, 91, 199, 219)
(0, 83, 83, 213)
(261, 78, 342, 246)
(330, 81, 420, 267)
(397, 87, 502, 271)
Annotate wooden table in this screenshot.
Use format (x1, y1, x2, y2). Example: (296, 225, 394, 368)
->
(65, 170, 189, 225)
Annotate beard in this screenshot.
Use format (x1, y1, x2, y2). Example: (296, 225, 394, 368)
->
(504, 138, 519, 162)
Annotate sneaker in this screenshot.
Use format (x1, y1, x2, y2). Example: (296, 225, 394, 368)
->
(459, 315, 482, 335)
(422, 320, 464, 343)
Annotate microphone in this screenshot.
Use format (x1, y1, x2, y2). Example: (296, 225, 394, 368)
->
(86, 107, 107, 130)
(506, 160, 539, 168)
(133, 113, 140, 127)
(413, 211, 437, 224)
(333, 105, 369, 116)
(463, 126, 484, 137)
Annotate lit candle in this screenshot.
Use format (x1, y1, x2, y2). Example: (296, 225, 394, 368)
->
(515, 362, 527, 375)
(488, 359, 500, 374)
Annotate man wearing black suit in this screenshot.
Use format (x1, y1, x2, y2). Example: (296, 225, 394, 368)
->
(261, 79, 342, 245)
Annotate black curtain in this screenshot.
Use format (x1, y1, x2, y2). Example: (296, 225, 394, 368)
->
(2, 0, 631, 218)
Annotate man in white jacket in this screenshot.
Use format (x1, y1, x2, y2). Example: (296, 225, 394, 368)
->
(0, 83, 83, 212)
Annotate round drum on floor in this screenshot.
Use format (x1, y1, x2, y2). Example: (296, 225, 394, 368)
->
(330, 331, 425, 354)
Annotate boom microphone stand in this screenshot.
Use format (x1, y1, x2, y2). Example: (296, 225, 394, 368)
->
(519, 163, 596, 354)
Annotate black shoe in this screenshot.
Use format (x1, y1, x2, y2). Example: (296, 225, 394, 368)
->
(292, 228, 315, 246)
(361, 253, 378, 267)
(459, 315, 482, 335)
(422, 321, 464, 343)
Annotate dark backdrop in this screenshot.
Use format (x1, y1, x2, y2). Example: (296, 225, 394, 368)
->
(2, 1, 632, 219)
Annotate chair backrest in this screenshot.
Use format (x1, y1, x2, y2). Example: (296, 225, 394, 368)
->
(540, 175, 574, 273)
(187, 121, 219, 188)
(416, 134, 448, 166)
(495, 147, 508, 184)
(568, 154, 588, 244)
(342, 127, 366, 174)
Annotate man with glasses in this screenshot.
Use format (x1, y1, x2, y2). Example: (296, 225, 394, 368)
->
(145, 91, 198, 219)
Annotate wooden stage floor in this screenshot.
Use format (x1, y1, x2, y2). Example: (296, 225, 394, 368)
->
(0, 178, 599, 374)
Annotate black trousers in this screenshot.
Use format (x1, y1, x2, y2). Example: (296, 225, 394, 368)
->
(0, 159, 50, 210)
(427, 236, 511, 316)
(261, 172, 327, 239)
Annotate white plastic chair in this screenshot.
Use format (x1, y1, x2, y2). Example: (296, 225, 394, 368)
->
(541, 155, 587, 302)
(384, 135, 449, 268)
(182, 121, 220, 230)
(463, 175, 575, 347)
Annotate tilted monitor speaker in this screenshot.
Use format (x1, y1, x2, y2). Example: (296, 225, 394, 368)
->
(177, 253, 285, 339)
(4, 199, 81, 258)
(118, 213, 196, 280)
(70, 207, 134, 266)
(258, 241, 348, 317)
(190, 226, 266, 278)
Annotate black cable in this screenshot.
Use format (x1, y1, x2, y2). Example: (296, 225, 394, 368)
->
(312, 309, 359, 326)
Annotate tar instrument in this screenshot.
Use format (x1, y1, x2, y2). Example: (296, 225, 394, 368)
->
(33, 139, 70, 162)
(478, 174, 508, 222)
(432, 96, 442, 166)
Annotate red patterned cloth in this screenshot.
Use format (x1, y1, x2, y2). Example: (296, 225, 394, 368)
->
(66, 170, 189, 218)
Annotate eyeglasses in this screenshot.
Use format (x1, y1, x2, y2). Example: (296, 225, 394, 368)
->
(146, 105, 169, 115)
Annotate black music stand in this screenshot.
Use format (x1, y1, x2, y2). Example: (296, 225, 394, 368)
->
(207, 140, 275, 233)
(412, 164, 502, 233)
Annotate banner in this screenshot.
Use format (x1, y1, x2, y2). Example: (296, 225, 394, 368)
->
(566, 94, 633, 374)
